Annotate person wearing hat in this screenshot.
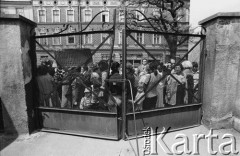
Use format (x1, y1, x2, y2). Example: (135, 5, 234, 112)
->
(79, 88, 92, 109)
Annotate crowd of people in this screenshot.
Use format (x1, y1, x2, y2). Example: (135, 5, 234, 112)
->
(36, 58, 200, 112)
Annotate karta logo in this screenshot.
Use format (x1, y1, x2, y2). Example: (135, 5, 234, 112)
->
(142, 127, 239, 155)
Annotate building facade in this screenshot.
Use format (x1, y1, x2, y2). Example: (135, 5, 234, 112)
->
(32, 0, 190, 67)
(0, 0, 33, 20)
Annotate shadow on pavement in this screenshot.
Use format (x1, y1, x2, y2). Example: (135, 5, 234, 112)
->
(0, 99, 18, 151)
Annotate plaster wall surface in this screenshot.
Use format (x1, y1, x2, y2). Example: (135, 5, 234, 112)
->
(200, 13, 240, 131)
(0, 15, 36, 134)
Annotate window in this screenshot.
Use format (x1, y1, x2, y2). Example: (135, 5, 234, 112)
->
(101, 10, 109, 22)
(16, 8, 24, 16)
(119, 30, 122, 44)
(185, 8, 189, 22)
(136, 33, 143, 44)
(84, 9, 92, 22)
(68, 36, 75, 44)
(153, 9, 160, 17)
(0, 8, 8, 14)
(67, 27, 75, 44)
(38, 9, 46, 22)
(67, 9, 74, 22)
(52, 9, 60, 22)
(52, 28, 61, 45)
(101, 34, 110, 44)
(102, 54, 109, 60)
(119, 10, 124, 22)
(53, 36, 61, 45)
(136, 8, 144, 22)
(153, 34, 161, 44)
(40, 56, 49, 63)
(39, 32, 48, 45)
(84, 34, 92, 44)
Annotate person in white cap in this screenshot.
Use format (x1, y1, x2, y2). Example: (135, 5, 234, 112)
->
(79, 88, 92, 109)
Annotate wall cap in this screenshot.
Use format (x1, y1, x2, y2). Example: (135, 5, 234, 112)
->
(0, 13, 36, 27)
(199, 12, 240, 25)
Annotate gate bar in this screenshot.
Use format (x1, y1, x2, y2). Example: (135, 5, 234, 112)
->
(35, 30, 113, 38)
(126, 29, 206, 38)
(80, 33, 112, 66)
(122, 9, 127, 140)
(35, 40, 65, 70)
(108, 9, 117, 77)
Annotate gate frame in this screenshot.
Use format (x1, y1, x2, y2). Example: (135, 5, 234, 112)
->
(121, 9, 206, 140)
(33, 8, 206, 141)
(34, 9, 123, 140)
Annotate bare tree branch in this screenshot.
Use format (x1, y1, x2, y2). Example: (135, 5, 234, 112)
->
(125, 0, 189, 59)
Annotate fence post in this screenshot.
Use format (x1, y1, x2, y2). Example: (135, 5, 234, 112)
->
(122, 8, 127, 140)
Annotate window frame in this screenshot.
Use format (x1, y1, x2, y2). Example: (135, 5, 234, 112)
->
(16, 8, 24, 16)
(136, 32, 144, 44)
(119, 9, 124, 22)
(83, 8, 92, 22)
(66, 27, 76, 45)
(101, 33, 110, 44)
(66, 9, 74, 22)
(39, 32, 48, 45)
(37, 8, 46, 23)
(67, 36, 75, 44)
(101, 8, 110, 22)
(52, 8, 60, 23)
(185, 8, 189, 22)
(118, 30, 122, 45)
(84, 34, 93, 44)
(52, 28, 61, 45)
(152, 34, 161, 45)
(135, 8, 145, 22)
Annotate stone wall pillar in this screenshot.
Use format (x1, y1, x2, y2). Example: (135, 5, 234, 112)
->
(199, 13, 240, 131)
(0, 14, 36, 134)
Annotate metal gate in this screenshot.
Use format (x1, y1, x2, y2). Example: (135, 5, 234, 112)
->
(122, 10, 206, 139)
(34, 10, 121, 140)
(34, 9, 206, 140)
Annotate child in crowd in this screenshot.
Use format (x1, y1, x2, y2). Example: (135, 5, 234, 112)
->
(79, 88, 92, 109)
(134, 85, 145, 111)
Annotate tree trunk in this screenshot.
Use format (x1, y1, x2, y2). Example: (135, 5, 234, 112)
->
(165, 35, 178, 60)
